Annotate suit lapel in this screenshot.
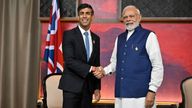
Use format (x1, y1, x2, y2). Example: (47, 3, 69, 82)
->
(89, 32, 96, 61)
(74, 27, 96, 62)
(74, 27, 87, 61)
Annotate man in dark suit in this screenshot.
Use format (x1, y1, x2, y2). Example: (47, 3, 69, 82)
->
(58, 3, 101, 108)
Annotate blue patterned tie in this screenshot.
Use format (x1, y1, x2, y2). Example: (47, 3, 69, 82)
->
(84, 32, 90, 61)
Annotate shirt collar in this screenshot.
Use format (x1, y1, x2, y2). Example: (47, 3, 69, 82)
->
(78, 25, 91, 36)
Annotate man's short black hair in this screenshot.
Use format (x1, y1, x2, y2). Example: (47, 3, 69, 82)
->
(77, 3, 94, 15)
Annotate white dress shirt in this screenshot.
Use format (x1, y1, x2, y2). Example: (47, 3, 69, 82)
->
(78, 25, 93, 58)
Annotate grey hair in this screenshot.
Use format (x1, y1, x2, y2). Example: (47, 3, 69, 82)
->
(122, 5, 141, 16)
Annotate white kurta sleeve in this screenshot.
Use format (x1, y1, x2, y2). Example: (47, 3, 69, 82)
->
(104, 37, 118, 75)
(146, 32, 164, 92)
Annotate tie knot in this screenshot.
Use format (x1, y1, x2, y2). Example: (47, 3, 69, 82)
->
(84, 32, 89, 37)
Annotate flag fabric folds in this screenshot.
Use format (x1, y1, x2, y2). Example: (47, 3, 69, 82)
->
(44, 0, 64, 75)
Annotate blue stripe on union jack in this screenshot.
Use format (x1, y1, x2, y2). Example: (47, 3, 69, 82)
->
(44, 0, 64, 75)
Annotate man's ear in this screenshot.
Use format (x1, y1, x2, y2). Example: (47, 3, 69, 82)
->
(138, 14, 142, 22)
(92, 15, 95, 21)
(77, 17, 80, 21)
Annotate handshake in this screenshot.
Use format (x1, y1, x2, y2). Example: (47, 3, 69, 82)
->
(92, 66, 105, 79)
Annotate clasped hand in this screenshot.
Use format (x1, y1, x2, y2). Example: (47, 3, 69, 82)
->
(92, 66, 105, 79)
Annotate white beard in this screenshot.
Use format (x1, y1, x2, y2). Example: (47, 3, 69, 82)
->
(126, 22, 139, 31)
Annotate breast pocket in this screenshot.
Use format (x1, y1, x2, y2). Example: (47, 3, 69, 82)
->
(132, 43, 149, 57)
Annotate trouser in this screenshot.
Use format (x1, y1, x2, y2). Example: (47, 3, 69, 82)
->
(62, 82, 92, 108)
(115, 97, 156, 108)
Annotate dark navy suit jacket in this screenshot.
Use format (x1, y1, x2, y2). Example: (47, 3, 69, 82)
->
(58, 26, 101, 94)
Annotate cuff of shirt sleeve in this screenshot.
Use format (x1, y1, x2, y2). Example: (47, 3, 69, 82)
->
(104, 67, 112, 75)
(149, 85, 158, 93)
(89, 66, 93, 73)
(148, 89, 156, 94)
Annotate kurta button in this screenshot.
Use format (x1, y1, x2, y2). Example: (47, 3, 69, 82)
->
(122, 60, 125, 63)
(123, 52, 126, 55)
(121, 68, 124, 71)
(121, 77, 124, 80)
(125, 45, 127, 47)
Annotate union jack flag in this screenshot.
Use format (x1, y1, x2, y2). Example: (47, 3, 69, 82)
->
(44, 0, 64, 75)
